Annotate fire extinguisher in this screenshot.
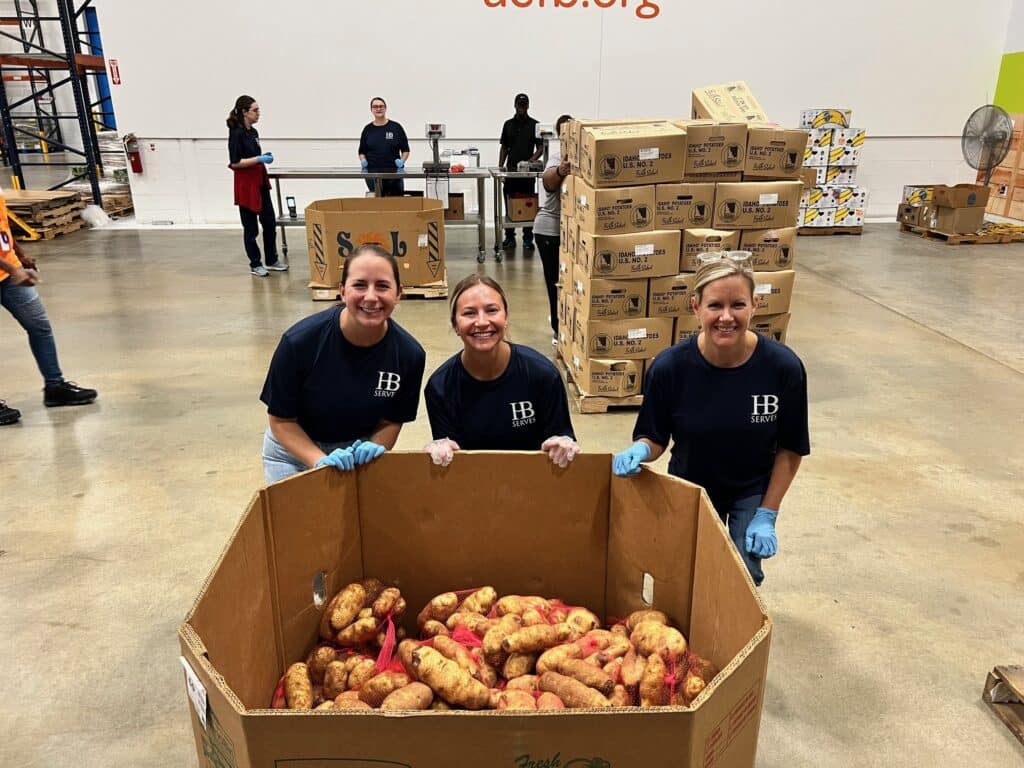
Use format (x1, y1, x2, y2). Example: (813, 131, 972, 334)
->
(124, 133, 143, 174)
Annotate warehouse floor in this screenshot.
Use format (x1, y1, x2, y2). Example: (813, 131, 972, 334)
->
(1, 223, 1022, 766)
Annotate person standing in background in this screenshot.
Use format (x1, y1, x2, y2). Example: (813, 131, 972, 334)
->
(226, 95, 287, 277)
(358, 97, 410, 197)
(532, 113, 572, 346)
(498, 93, 542, 251)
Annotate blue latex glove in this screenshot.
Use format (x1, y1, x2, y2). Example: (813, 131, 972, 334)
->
(257, 152, 273, 165)
(394, 157, 405, 169)
(745, 507, 778, 558)
(315, 446, 356, 471)
(353, 440, 386, 466)
(360, 158, 368, 171)
(612, 441, 650, 476)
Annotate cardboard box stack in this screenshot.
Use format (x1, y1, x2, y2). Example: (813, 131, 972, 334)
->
(979, 113, 1024, 221)
(797, 108, 869, 230)
(897, 183, 990, 234)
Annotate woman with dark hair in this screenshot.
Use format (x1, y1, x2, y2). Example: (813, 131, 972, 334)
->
(358, 97, 410, 197)
(227, 95, 285, 277)
(260, 244, 426, 482)
(423, 273, 578, 468)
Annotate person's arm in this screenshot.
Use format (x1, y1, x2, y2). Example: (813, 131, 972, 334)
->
(397, 124, 410, 162)
(760, 449, 802, 511)
(268, 415, 329, 467)
(358, 125, 369, 164)
(542, 159, 571, 193)
(498, 122, 510, 167)
(368, 419, 402, 450)
(227, 129, 265, 170)
(529, 133, 544, 162)
(0, 246, 36, 284)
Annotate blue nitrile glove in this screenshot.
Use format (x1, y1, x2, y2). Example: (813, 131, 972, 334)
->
(353, 440, 386, 466)
(360, 158, 368, 171)
(257, 152, 273, 165)
(745, 507, 778, 558)
(394, 157, 405, 169)
(315, 446, 356, 471)
(612, 441, 650, 476)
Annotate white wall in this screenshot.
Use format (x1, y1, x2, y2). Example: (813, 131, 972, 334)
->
(1005, 0, 1024, 50)
(90, 0, 1014, 224)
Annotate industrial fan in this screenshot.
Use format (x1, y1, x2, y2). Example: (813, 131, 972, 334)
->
(962, 104, 1013, 185)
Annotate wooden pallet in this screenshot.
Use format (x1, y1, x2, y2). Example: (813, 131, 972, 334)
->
(983, 665, 1024, 746)
(555, 356, 643, 414)
(898, 222, 1019, 245)
(34, 219, 84, 239)
(797, 226, 863, 236)
(309, 282, 448, 302)
(4, 189, 83, 217)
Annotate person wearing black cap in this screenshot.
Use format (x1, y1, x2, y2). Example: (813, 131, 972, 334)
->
(498, 94, 542, 251)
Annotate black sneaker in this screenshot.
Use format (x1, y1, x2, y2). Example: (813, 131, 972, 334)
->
(44, 380, 98, 407)
(501, 236, 516, 249)
(0, 400, 21, 425)
(522, 240, 535, 252)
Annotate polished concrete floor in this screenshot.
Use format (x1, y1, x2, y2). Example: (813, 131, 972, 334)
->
(1, 223, 1022, 766)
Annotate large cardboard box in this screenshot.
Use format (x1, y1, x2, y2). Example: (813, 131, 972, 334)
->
(803, 144, 829, 167)
(897, 202, 931, 227)
(743, 125, 808, 179)
(831, 126, 866, 149)
(674, 313, 702, 344)
(305, 197, 445, 288)
(579, 122, 687, 188)
(740, 228, 797, 271)
(932, 184, 990, 209)
(832, 186, 868, 208)
(444, 192, 464, 221)
(655, 183, 716, 228)
(572, 265, 649, 321)
(569, 118, 664, 173)
(821, 166, 856, 185)
(577, 229, 680, 279)
(902, 184, 934, 204)
(750, 313, 790, 343)
(649, 272, 699, 317)
(560, 213, 577, 264)
(808, 128, 833, 150)
(800, 186, 837, 210)
(932, 205, 985, 234)
(677, 121, 748, 175)
(509, 193, 539, 221)
(692, 81, 768, 122)
(799, 207, 835, 227)
(827, 145, 860, 166)
(713, 182, 803, 229)
(575, 177, 656, 235)
(568, 345, 644, 396)
(753, 270, 795, 316)
(179, 455, 773, 768)
(575, 315, 675, 359)
(681, 228, 740, 272)
(832, 205, 865, 227)
(686, 171, 743, 183)
(559, 173, 575, 220)
(799, 108, 852, 129)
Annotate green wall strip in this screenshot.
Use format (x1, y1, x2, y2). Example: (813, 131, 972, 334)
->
(994, 51, 1024, 113)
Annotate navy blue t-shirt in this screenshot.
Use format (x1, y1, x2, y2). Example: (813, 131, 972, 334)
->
(228, 126, 261, 165)
(633, 335, 809, 510)
(425, 343, 575, 450)
(261, 306, 425, 443)
(358, 121, 410, 170)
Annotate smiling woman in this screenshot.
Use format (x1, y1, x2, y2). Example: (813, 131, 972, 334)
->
(423, 274, 579, 469)
(259, 245, 426, 483)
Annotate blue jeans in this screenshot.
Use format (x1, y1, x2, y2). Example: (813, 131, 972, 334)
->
(0, 279, 63, 385)
(718, 494, 766, 586)
(261, 427, 357, 484)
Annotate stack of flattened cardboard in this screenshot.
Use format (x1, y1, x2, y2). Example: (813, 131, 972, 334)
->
(2, 189, 85, 239)
(797, 108, 869, 230)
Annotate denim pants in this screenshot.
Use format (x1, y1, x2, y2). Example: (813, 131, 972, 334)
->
(238, 187, 279, 269)
(0, 279, 63, 384)
(261, 427, 357, 484)
(718, 494, 766, 586)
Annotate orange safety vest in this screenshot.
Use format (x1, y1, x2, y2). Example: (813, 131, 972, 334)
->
(0, 193, 21, 283)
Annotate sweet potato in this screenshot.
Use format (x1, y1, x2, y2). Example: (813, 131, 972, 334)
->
(603, 657, 624, 684)
(521, 607, 550, 627)
(411, 646, 492, 710)
(430, 699, 453, 711)
(459, 586, 497, 615)
(422, 620, 450, 638)
(471, 649, 499, 688)
(357, 607, 373, 620)
(536, 691, 566, 710)
(537, 643, 583, 675)
(337, 616, 379, 647)
(688, 654, 719, 683)
(503, 653, 537, 679)
(358, 671, 411, 707)
(346, 658, 378, 691)
(555, 658, 615, 696)
(327, 582, 369, 633)
(502, 624, 572, 655)
(417, 592, 459, 629)
(497, 689, 537, 710)
(482, 613, 522, 666)
(620, 649, 646, 692)
(565, 607, 601, 637)
(314, 700, 335, 710)
(678, 670, 706, 705)
(446, 611, 493, 635)
(397, 639, 420, 675)
(625, 609, 668, 632)
(539, 671, 611, 709)
(640, 653, 669, 707)
(630, 621, 687, 663)
(333, 696, 372, 710)
(495, 595, 550, 617)
(284, 662, 314, 710)
(505, 674, 540, 693)
(372, 587, 406, 620)
(595, 635, 632, 664)
(610, 684, 632, 707)
(432, 635, 482, 681)
(322, 660, 349, 699)
(610, 623, 629, 638)
(305, 645, 339, 685)
(381, 681, 434, 711)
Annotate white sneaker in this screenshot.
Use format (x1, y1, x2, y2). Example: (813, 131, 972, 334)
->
(251, 265, 269, 277)
(551, 336, 558, 348)
(266, 262, 289, 272)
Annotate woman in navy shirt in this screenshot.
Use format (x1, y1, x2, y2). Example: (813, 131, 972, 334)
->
(226, 95, 285, 277)
(424, 274, 578, 468)
(613, 255, 809, 585)
(358, 96, 410, 197)
(260, 244, 426, 482)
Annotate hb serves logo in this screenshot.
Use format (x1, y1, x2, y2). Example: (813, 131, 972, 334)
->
(510, 401, 535, 425)
(751, 394, 779, 422)
(376, 371, 401, 397)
